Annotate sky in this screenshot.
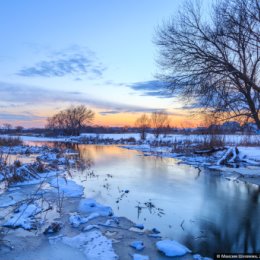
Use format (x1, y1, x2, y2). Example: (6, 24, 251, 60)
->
(0, 0, 210, 128)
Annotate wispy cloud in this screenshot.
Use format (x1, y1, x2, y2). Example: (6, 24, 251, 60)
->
(99, 110, 121, 115)
(0, 81, 165, 115)
(0, 112, 45, 121)
(17, 46, 106, 78)
(129, 80, 174, 98)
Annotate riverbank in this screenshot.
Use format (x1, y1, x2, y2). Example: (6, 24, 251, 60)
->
(0, 143, 212, 260)
(4, 133, 260, 185)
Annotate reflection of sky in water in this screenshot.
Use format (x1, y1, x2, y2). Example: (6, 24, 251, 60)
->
(74, 145, 260, 256)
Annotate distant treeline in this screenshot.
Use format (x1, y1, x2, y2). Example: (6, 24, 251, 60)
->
(1, 121, 259, 136)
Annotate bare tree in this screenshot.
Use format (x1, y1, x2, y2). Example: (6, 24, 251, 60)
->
(15, 126, 24, 133)
(151, 111, 170, 138)
(2, 123, 12, 134)
(155, 0, 260, 128)
(46, 105, 94, 136)
(135, 114, 151, 140)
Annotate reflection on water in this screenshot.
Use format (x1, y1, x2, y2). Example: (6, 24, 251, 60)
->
(25, 142, 260, 256)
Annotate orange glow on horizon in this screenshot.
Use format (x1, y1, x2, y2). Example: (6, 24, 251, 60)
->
(0, 109, 205, 129)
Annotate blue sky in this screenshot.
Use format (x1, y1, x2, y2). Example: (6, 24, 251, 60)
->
(0, 0, 209, 127)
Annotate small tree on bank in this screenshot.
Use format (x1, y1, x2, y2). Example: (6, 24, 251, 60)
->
(46, 105, 94, 136)
(135, 114, 151, 140)
(151, 111, 170, 138)
(155, 0, 260, 128)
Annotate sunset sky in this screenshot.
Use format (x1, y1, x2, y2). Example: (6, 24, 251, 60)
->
(0, 0, 210, 128)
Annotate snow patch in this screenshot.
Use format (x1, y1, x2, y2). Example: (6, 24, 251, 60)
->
(133, 254, 149, 260)
(130, 241, 144, 250)
(156, 240, 191, 257)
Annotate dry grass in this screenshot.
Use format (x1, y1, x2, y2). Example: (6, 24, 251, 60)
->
(0, 136, 23, 146)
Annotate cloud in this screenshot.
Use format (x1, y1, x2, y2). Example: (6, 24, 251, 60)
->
(129, 80, 174, 98)
(17, 46, 106, 78)
(0, 112, 45, 121)
(99, 110, 121, 115)
(0, 81, 165, 115)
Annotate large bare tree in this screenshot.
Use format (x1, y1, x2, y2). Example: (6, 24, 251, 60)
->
(155, 0, 260, 128)
(47, 105, 94, 136)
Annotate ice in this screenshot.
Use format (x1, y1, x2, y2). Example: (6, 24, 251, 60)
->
(50, 178, 84, 197)
(62, 230, 118, 260)
(156, 240, 191, 257)
(133, 254, 149, 260)
(4, 203, 41, 229)
(130, 241, 144, 250)
(0, 192, 23, 208)
(78, 198, 113, 216)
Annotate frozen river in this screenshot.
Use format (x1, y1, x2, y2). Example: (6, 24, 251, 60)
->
(28, 142, 260, 256)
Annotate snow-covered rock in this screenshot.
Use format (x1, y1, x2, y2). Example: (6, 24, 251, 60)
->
(156, 240, 191, 257)
(62, 230, 118, 260)
(78, 198, 113, 216)
(50, 178, 84, 197)
(134, 224, 144, 230)
(130, 241, 144, 250)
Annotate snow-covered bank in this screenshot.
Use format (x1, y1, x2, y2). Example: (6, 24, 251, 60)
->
(3, 132, 260, 146)
(121, 143, 260, 185)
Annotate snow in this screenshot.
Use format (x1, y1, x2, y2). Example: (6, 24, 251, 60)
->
(69, 213, 100, 227)
(78, 198, 113, 216)
(83, 224, 100, 231)
(3, 203, 41, 229)
(134, 224, 144, 230)
(50, 178, 84, 197)
(133, 254, 149, 260)
(238, 147, 260, 162)
(62, 230, 118, 260)
(193, 254, 213, 260)
(130, 241, 144, 250)
(156, 240, 191, 257)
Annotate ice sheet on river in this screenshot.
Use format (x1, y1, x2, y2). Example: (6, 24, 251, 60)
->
(62, 230, 118, 260)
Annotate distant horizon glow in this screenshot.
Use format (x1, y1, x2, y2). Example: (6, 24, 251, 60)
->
(0, 0, 211, 128)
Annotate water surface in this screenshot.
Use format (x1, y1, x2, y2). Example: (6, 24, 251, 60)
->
(26, 142, 260, 256)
